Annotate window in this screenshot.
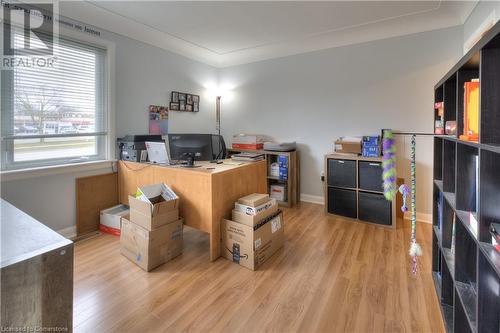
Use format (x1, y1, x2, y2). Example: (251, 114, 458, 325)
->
(1, 26, 108, 171)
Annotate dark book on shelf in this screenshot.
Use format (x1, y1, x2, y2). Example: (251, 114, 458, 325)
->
(438, 191, 443, 230)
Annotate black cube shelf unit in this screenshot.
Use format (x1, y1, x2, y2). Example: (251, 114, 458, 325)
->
(432, 20, 500, 333)
(324, 154, 396, 228)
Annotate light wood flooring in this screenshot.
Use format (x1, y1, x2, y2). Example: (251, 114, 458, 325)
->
(74, 202, 444, 332)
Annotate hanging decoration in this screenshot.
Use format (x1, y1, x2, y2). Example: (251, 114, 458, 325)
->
(399, 184, 410, 212)
(382, 129, 397, 201)
(382, 130, 425, 275)
(409, 134, 422, 274)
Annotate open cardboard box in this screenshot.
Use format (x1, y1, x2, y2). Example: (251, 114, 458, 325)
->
(129, 183, 179, 230)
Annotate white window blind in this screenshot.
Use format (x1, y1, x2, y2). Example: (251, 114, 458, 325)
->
(1, 26, 108, 170)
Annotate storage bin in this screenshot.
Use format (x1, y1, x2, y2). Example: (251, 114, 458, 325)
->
(327, 159, 356, 188)
(358, 161, 383, 192)
(327, 187, 357, 218)
(358, 191, 391, 225)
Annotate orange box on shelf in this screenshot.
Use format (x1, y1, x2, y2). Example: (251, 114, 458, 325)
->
(460, 80, 479, 142)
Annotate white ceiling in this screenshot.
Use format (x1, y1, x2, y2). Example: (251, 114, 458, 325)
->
(60, 1, 478, 67)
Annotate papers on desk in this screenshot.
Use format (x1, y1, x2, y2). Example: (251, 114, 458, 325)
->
(231, 152, 265, 162)
(223, 160, 244, 165)
(135, 183, 178, 203)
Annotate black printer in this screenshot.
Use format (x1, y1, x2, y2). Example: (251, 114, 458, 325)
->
(117, 134, 163, 162)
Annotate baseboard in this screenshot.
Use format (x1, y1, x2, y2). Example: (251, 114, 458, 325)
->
(300, 193, 324, 205)
(57, 226, 77, 240)
(404, 211, 432, 224)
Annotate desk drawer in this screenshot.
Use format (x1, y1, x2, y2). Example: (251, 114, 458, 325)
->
(327, 187, 357, 218)
(327, 159, 356, 188)
(358, 191, 391, 225)
(359, 161, 383, 192)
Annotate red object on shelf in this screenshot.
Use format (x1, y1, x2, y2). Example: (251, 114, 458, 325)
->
(435, 128, 445, 135)
(232, 143, 264, 150)
(99, 224, 120, 236)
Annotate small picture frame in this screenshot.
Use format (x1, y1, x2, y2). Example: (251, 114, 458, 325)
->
(171, 91, 179, 103)
(169, 102, 179, 111)
(170, 91, 200, 112)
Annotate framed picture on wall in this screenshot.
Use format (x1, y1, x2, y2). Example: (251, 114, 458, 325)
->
(170, 102, 179, 111)
(170, 91, 200, 112)
(171, 91, 179, 103)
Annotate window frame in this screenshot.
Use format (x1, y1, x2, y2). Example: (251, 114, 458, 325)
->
(1, 25, 116, 172)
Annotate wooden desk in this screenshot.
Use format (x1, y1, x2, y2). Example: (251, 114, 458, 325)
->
(1, 199, 73, 331)
(118, 160, 267, 261)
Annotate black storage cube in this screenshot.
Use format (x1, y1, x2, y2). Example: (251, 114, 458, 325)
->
(358, 161, 383, 192)
(327, 187, 357, 218)
(327, 159, 356, 188)
(358, 191, 392, 225)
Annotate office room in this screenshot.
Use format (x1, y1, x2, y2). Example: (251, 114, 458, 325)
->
(1, 0, 500, 332)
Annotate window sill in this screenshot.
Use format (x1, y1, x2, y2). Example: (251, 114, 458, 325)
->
(0, 160, 116, 182)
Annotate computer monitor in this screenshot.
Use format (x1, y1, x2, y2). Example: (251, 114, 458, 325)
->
(168, 134, 215, 161)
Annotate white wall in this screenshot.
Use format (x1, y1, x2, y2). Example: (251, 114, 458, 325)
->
(1, 20, 218, 235)
(218, 26, 463, 217)
(112, 33, 218, 138)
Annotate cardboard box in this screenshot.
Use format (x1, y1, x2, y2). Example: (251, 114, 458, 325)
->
(129, 197, 179, 230)
(128, 182, 180, 230)
(237, 193, 270, 207)
(120, 218, 183, 271)
(222, 211, 284, 270)
(100, 204, 129, 236)
(234, 198, 276, 216)
(232, 200, 279, 227)
(232, 134, 265, 145)
(334, 138, 362, 155)
(134, 183, 178, 205)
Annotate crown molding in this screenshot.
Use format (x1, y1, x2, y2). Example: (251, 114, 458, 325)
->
(59, 1, 477, 68)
